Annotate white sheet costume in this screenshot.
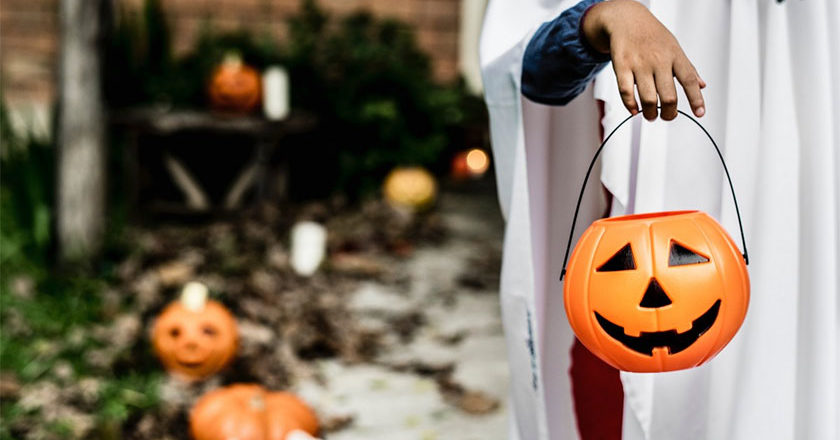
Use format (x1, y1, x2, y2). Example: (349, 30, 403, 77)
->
(480, 1, 839, 438)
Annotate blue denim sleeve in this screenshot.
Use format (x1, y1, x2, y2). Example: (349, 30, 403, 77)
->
(521, 0, 610, 105)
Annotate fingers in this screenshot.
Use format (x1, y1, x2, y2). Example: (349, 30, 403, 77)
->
(635, 70, 658, 121)
(674, 59, 705, 117)
(655, 68, 678, 121)
(615, 56, 706, 120)
(614, 65, 639, 115)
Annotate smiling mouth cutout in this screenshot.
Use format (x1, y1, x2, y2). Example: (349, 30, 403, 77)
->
(177, 360, 206, 369)
(594, 300, 721, 356)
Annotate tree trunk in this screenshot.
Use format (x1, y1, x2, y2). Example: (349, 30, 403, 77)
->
(57, 0, 106, 263)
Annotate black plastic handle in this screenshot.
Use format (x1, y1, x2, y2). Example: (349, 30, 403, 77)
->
(559, 109, 749, 281)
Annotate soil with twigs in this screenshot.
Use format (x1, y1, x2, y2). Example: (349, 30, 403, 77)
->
(2, 190, 508, 440)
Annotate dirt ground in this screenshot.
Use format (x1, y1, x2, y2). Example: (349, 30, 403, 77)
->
(1, 185, 510, 439)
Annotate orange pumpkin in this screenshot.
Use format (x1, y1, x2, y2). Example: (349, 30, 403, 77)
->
(564, 211, 750, 372)
(152, 282, 238, 381)
(382, 166, 437, 211)
(208, 54, 262, 114)
(190, 384, 319, 440)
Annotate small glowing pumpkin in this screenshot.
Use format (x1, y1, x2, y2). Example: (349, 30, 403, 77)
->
(564, 211, 749, 372)
(208, 53, 262, 114)
(382, 167, 437, 211)
(152, 282, 238, 381)
(190, 384, 319, 440)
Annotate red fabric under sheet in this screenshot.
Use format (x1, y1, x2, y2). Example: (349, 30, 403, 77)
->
(569, 100, 623, 440)
(570, 338, 624, 440)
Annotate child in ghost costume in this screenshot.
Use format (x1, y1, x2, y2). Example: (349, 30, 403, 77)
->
(480, 0, 840, 439)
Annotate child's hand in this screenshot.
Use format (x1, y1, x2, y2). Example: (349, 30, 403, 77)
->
(582, 0, 706, 120)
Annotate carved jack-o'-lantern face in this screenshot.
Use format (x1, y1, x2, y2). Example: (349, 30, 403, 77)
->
(152, 283, 238, 381)
(208, 54, 262, 114)
(564, 211, 749, 372)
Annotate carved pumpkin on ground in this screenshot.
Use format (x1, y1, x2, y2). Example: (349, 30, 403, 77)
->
(190, 384, 319, 440)
(152, 282, 238, 381)
(564, 211, 749, 372)
(382, 166, 437, 211)
(208, 53, 262, 114)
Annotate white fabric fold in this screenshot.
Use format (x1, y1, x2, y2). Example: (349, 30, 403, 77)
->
(481, 0, 839, 439)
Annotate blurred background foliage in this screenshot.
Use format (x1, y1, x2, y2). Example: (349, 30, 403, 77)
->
(1, 105, 161, 439)
(1, 0, 489, 436)
(0, 102, 54, 273)
(105, 0, 488, 198)
(2, 0, 488, 268)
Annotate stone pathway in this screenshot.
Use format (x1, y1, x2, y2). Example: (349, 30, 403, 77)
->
(298, 190, 510, 439)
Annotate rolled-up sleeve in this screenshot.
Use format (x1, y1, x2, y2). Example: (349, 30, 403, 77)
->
(521, 0, 610, 105)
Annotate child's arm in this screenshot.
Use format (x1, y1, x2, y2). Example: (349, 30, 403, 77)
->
(523, 0, 706, 121)
(521, 0, 611, 106)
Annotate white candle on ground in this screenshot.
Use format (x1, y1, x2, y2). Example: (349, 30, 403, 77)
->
(290, 221, 327, 276)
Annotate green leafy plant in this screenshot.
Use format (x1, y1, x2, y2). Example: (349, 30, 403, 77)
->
(105, 0, 279, 109)
(103, 0, 488, 199)
(0, 102, 55, 270)
(104, 0, 173, 108)
(0, 105, 160, 439)
(283, 0, 487, 197)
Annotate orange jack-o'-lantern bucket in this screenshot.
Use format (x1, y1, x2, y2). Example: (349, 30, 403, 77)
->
(560, 110, 750, 373)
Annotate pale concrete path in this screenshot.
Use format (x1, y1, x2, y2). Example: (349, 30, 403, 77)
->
(298, 190, 510, 440)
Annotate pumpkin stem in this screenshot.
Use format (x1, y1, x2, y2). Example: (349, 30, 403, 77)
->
(180, 281, 208, 312)
(222, 52, 243, 68)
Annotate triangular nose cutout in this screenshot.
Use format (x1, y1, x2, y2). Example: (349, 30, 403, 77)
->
(639, 278, 672, 308)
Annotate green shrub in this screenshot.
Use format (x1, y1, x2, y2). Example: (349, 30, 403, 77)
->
(104, 0, 173, 108)
(105, 0, 279, 109)
(0, 108, 161, 439)
(103, 0, 488, 199)
(0, 102, 55, 270)
(284, 1, 465, 197)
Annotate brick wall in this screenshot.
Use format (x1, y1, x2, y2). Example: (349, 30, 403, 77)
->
(0, 0, 59, 133)
(0, 0, 463, 131)
(150, 0, 462, 81)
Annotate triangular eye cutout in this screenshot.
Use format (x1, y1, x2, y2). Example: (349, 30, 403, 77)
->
(597, 243, 636, 272)
(669, 241, 710, 266)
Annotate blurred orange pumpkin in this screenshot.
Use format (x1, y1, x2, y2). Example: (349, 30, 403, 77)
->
(208, 53, 262, 114)
(382, 166, 437, 211)
(190, 384, 319, 440)
(152, 282, 238, 381)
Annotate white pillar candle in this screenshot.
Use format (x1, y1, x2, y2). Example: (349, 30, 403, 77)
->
(290, 221, 327, 276)
(262, 65, 290, 120)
